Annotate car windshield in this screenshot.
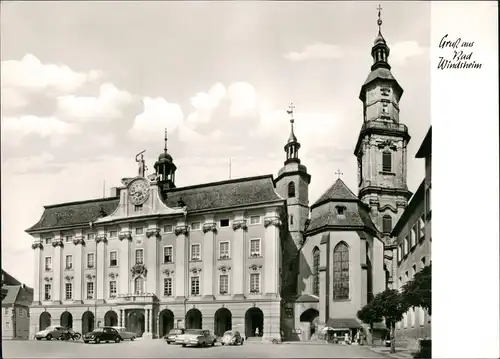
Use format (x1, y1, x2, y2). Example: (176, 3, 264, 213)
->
(185, 329, 203, 335)
(224, 331, 235, 336)
(93, 328, 104, 333)
(169, 329, 183, 335)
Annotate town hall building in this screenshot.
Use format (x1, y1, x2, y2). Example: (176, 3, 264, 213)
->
(26, 11, 422, 343)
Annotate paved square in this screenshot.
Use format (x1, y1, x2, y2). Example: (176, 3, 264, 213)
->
(3, 339, 386, 358)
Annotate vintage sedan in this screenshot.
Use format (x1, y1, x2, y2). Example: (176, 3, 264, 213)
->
(83, 327, 122, 344)
(176, 329, 217, 347)
(112, 326, 136, 341)
(221, 330, 244, 345)
(165, 328, 185, 344)
(35, 325, 65, 340)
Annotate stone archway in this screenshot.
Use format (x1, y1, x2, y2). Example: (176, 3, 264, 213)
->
(185, 308, 202, 329)
(60, 311, 73, 329)
(39, 312, 51, 331)
(159, 309, 175, 338)
(127, 309, 145, 337)
(104, 310, 118, 327)
(245, 307, 264, 338)
(82, 311, 95, 335)
(214, 308, 232, 337)
(300, 308, 320, 339)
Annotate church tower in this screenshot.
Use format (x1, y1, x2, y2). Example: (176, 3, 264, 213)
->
(354, 7, 412, 240)
(154, 129, 177, 195)
(275, 103, 311, 250)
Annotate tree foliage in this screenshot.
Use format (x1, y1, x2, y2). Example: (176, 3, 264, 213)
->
(357, 301, 382, 327)
(401, 263, 432, 315)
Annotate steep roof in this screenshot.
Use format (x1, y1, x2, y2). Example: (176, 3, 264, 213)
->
(1, 285, 33, 306)
(163, 175, 284, 213)
(2, 270, 21, 286)
(26, 197, 120, 233)
(359, 67, 404, 101)
(416, 126, 432, 158)
(1, 285, 20, 305)
(311, 178, 358, 209)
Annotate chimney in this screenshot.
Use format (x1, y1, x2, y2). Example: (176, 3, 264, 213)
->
(109, 187, 119, 197)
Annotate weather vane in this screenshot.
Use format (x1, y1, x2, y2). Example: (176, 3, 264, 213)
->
(286, 102, 295, 124)
(377, 4, 383, 32)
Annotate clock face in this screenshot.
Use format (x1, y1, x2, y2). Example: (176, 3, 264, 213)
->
(128, 179, 150, 205)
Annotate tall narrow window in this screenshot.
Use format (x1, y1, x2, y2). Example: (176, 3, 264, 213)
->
(219, 275, 229, 294)
(44, 284, 52, 300)
(333, 242, 349, 300)
(86, 282, 94, 299)
(135, 249, 144, 264)
(87, 253, 95, 268)
(250, 273, 260, 293)
(134, 277, 144, 294)
(288, 182, 296, 198)
(382, 151, 392, 172)
(410, 227, 417, 248)
(164, 278, 173, 297)
(191, 276, 200, 296)
(163, 246, 173, 263)
(382, 215, 392, 233)
(65, 283, 72, 300)
(65, 255, 73, 270)
(191, 244, 201, 261)
(45, 257, 52, 271)
(419, 217, 425, 240)
(219, 242, 229, 259)
(109, 281, 117, 298)
(109, 251, 118, 267)
(312, 247, 320, 296)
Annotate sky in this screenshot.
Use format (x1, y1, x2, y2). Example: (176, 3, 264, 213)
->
(1, 1, 430, 286)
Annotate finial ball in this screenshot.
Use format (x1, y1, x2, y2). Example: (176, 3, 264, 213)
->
(377, 19, 382, 26)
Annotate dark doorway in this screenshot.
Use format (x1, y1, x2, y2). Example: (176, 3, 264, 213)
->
(245, 307, 264, 338)
(39, 312, 51, 331)
(300, 308, 320, 338)
(82, 311, 95, 335)
(214, 308, 232, 337)
(104, 311, 118, 327)
(60, 311, 73, 329)
(185, 308, 202, 329)
(127, 310, 145, 337)
(159, 309, 175, 338)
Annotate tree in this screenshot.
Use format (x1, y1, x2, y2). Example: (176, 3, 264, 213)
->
(357, 301, 382, 346)
(401, 263, 432, 315)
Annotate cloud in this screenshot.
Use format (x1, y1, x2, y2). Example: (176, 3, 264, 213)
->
(1, 54, 102, 94)
(1, 115, 80, 147)
(128, 97, 184, 141)
(186, 82, 227, 126)
(284, 43, 343, 61)
(227, 82, 259, 117)
(56, 83, 133, 122)
(2, 152, 63, 174)
(389, 41, 427, 66)
(0, 88, 28, 111)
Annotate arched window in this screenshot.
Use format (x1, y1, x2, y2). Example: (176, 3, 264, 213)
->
(419, 307, 425, 326)
(382, 215, 392, 233)
(134, 277, 144, 294)
(333, 242, 349, 300)
(288, 182, 296, 198)
(312, 247, 320, 296)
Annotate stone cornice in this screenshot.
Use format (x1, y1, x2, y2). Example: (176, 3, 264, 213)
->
(264, 216, 282, 228)
(51, 239, 64, 248)
(232, 220, 247, 231)
(96, 235, 108, 244)
(72, 236, 86, 246)
(146, 228, 161, 239)
(174, 226, 189, 236)
(32, 242, 44, 250)
(118, 231, 132, 241)
(202, 223, 217, 234)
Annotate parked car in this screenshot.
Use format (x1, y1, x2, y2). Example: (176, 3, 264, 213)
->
(221, 330, 244, 346)
(165, 328, 185, 344)
(83, 327, 122, 344)
(112, 326, 136, 341)
(35, 325, 65, 340)
(176, 329, 217, 347)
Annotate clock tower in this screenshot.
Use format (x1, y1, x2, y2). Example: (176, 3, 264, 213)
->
(354, 7, 412, 241)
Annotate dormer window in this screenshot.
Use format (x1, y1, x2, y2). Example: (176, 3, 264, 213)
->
(336, 205, 346, 216)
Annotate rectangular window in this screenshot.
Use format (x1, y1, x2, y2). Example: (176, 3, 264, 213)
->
(219, 242, 230, 259)
(88, 233, 95, 241)
(382, 152, 392, 172)
(65, 255, 73, 270)
(44, 284, 51, 300)
(250, 215, 260, 225)
(45, 238, 52, 245)
(191, 244, 201, 261)
(135, 249, 144, 264)
(18, 308, 23, 317)
(134, 205, 143, 212)
(4, 308, 8, 315)
(109, 251, 118, 267)
(219, 219, 230, 227)
(45, 257, 52, 271)
(164, 224, 173, 233)
(109, 281, 117, 298)
(191, 222, 201, 230)
(86, 282, 94, 299)
(219, 275, 229, 294)
(250, 273, 260, 293)
(109, 231, 117, 238)
(65, 283, 72, 300)
(65, 235, 72, 243)
(191, 276, 200, 296)
(5, 322, 10, 329)
(164, 278, 173, 297)
(250, 239, 261, 256)
(135, 227, 143, 235)
(87, 253, 95, 268)
(163, 246, 173, 263)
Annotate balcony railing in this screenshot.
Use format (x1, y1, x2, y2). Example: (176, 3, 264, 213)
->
(116, 292, 158, 303)
(361, 121, 408, 133)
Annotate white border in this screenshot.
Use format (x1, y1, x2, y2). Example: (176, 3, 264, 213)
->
(432, 2, 499, 357)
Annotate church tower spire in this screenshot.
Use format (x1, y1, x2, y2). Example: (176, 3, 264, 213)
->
(284, 102, 301, 165)
(154, 128, 177, 192)
(354, 6, 412, 240)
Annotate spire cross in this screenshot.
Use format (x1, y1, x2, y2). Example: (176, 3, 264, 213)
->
(377, 4, 383, 31)
(287, 102, 295, 124)
(335, 169, 343, 179)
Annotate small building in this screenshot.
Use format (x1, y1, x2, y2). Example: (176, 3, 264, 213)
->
(2, 271, 34, 340)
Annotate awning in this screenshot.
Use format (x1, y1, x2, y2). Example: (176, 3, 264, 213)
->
(326, 318, 361, 329)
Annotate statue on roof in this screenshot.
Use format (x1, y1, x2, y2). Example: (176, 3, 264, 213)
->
(135, 150, 148, 178)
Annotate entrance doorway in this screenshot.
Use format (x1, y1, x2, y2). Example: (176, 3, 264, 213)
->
(159, 309, 175, 338)
(60, 311, 73, 329)
(104, 311, 118, 327)
(245, 307, 264, 338)
(127, 310, 145, 337)
(39, 312, 51, 331)
(300, 308, 319, 339)
(214, 308, 232, 337)
(82, 311, 95, 335)
(185, 308, 202, 329)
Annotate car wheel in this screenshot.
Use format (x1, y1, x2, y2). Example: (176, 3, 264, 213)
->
(46, 334, 52, 341)
(95, 338, 100, 344)
(131, 337, 135, 341)
(182, 344, 186, 347)
(221, 343, 225, 346)
(84, 340, 89, 344)
(211, 340, 215, 347)
(36, 338, 41, 341)
(115, 336, 121, 343)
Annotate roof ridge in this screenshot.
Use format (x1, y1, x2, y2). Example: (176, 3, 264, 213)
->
(44, 196, 119, 209)
(166, 174, 275, 193)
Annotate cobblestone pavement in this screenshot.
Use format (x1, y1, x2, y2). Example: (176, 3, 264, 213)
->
(3, 339, 387, 358)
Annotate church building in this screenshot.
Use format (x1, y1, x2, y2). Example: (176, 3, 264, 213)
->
(26, 10, 419, 343)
